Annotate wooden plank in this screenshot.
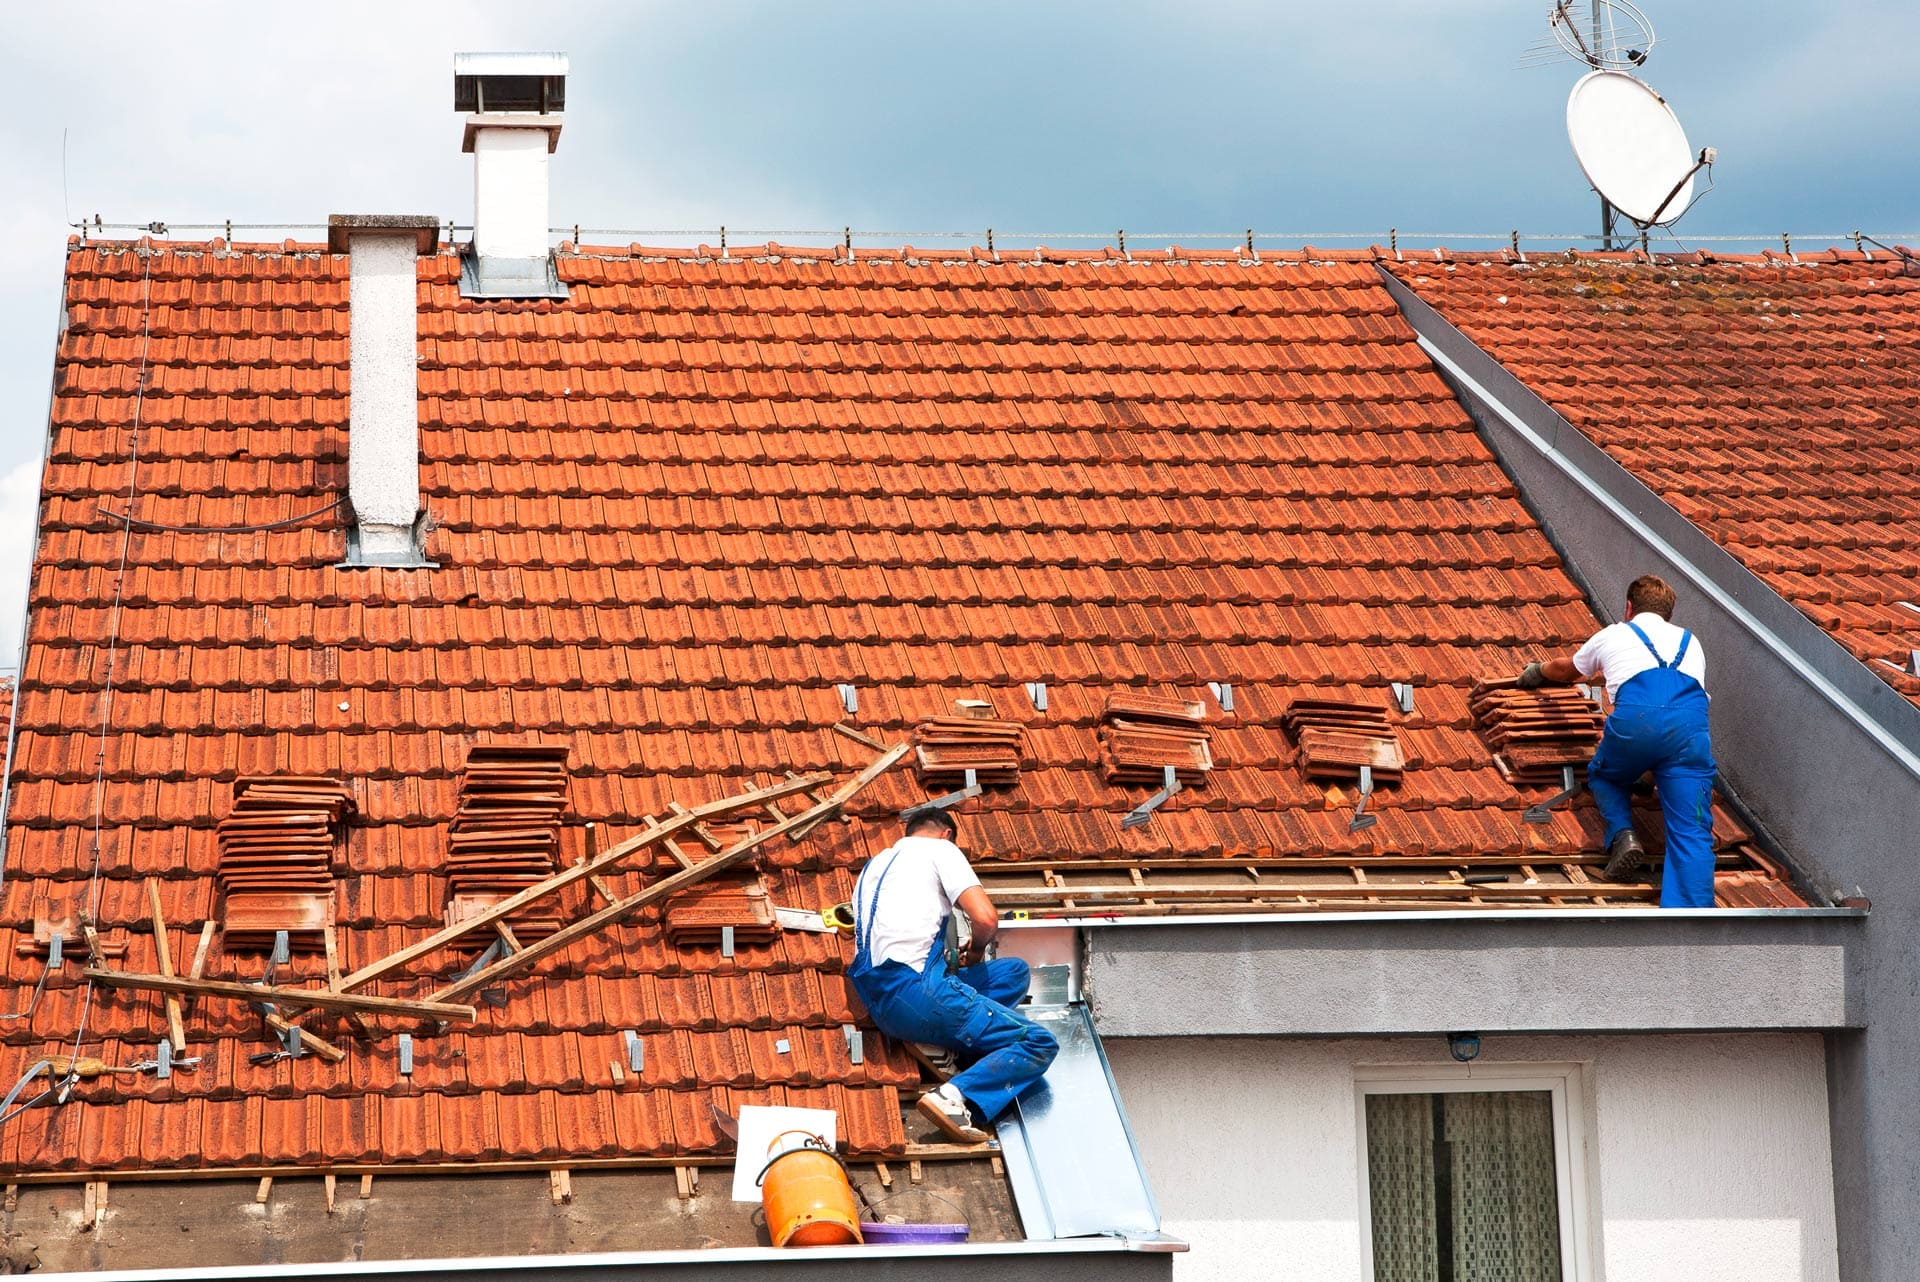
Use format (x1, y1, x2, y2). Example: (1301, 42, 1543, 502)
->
(874, 1162, 892, 1190)
(548, 1169, 572, 1205)
(332, 773, 832, 994)
(255, 1177, 272, 1204)
(323, 926, 373, 1042)
(433, 744, 910, 1005)
(324, 1173, 337, 1216)
(145, 879, 189, 1052)
(82, 970, 477, 1022)
(831, 722, 886, 752)
(359, 1173, 374, 1200)
(81, 1181, 98, 1231)
(261, 1010, 347, 1063)
(186, 922, 215, 982)
(5, 1140, 998, 1186)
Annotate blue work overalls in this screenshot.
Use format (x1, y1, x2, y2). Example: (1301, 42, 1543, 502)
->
(847, 850, 1058, 1123)
(1587, 622, 1718, 908)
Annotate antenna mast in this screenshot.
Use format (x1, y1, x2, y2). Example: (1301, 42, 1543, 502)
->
(1592, 4, 1618, 248)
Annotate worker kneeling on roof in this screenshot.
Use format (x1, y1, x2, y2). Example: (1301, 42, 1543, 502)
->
(848, 808, 1058, 1144)
(1518, 574, 1717, 908)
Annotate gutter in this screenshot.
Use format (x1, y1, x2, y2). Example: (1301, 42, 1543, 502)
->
(1002, 905, 1865, 930)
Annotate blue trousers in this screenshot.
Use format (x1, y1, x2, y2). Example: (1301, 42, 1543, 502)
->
(850, 952, 1058, 1122)
(1588, 700, 1717, 908)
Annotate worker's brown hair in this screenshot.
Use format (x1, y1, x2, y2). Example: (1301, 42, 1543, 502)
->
(904, 807, 958, 839)
(1626, 575, 1677, 619)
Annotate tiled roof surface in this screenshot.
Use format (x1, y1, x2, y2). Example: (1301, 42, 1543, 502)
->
(1388, 252, 1920, 706)
(0, 239, 1799, 1176)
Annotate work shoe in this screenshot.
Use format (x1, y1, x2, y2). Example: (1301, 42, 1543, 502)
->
(1602, 830, 1648, 881)
(907, 1041, 959, 1080)
(916, 1086, 989, 1145)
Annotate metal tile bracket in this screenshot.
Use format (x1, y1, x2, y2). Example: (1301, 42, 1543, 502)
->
(836, 683, 858, 715)
(1524, 765, 1584, 824)
(1348, 765, 1379, 833)
(283, 1021, 303, 1059)
(1025, 681, 1048, 712)
(1207, 681, 1234, 713)
(901, 768, 982, 822)
(720, 926, 735, 958)
(1120, 765, 1182, 830)
(624, 1030, 645, 1074)
(843, 1025, 864, 1065)
(156, 1039, 173, 1080)
(1390, 682, 1415, 714)
(398, 1033, 414, 1077)
(774, 1038, 791, 1054)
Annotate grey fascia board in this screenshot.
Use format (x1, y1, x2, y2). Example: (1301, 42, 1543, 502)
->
(1082, 913, 1861, 1037)
(1376, 266, 1920, 779)
(40, 1238, 1183, 1282)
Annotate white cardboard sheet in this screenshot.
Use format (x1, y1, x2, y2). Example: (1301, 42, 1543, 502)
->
(729, 1104, 839, 1203)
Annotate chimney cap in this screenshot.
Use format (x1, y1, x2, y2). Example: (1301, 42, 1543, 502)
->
(327, 215, 441, 255)
(454, 51, 568, 114)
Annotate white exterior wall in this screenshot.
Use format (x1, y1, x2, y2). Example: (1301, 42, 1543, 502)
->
(345, 231, 421, 549)
(472, 127, 552, 261)
(1105, 1033, 1837, 1282)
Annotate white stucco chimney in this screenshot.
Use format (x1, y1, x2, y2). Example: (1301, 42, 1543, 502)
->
(327, 215, 440, 566)
(455, 52, 568, 299)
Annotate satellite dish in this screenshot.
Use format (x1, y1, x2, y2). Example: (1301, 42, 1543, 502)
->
(1566, 70, 1710, 227)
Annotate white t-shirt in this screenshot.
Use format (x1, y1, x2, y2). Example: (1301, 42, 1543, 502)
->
(854, 836, 982, 971)
(1572, 613, 1707, 693)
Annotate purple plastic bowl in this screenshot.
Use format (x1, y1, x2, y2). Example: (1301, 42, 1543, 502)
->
(858, 1221, 971, 1245)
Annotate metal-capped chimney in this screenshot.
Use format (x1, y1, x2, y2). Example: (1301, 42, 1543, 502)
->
(455, 51, 569, 300)
(327, 214, 439, 567)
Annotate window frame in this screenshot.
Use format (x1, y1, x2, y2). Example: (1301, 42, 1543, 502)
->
(1353, 1061, 1594, 1282)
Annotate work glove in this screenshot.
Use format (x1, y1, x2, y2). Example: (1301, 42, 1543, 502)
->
(1517, 661, 1546, 690)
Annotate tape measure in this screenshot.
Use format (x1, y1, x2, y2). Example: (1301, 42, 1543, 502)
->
(824, 902, 857, 935)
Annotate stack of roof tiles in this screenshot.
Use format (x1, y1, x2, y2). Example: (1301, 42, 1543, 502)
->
(912, 716, 1028, 788)
(0, 238, 1811, 1179)
(447, 745, 570, 943)
(663, 876, 779, 949)
(1469, 682, 1604, 785)
(1389, 253, 1920, 707)
(1099, 693, 1213, 786)
(215, 776, 352, 947)
(1280, 700, 1404, 783)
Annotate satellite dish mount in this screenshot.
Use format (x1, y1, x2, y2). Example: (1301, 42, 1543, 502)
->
(1525, 2, 1716, 246)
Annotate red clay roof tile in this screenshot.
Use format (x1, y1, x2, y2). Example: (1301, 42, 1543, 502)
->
(0, 241, 1809, 1181)
(1390, 258, 1920, 707)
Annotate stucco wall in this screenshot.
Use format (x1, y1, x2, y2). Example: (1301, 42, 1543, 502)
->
(1105, 1033, 1836, 1282)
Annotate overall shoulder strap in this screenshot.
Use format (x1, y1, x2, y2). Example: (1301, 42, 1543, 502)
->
(1623, 620, 1667, 665)
(1670, 630, 1692, 669)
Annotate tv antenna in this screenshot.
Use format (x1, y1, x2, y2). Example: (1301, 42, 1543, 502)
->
(1523, 1, 1715, 248)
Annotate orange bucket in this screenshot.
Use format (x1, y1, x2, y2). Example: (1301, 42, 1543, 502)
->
(758, 1130, 863, 1248)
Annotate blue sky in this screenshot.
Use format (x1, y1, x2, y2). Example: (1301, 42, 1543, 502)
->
(0, 0, 1917, 660)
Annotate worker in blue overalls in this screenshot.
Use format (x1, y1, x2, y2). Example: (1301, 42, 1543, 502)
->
(1518, 574, 1718, 907)
(848, 808, 1058, 1143)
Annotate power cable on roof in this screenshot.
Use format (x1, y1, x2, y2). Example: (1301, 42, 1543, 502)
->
(95, 495, 346, 535)
(54, 242, 157, 1111)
